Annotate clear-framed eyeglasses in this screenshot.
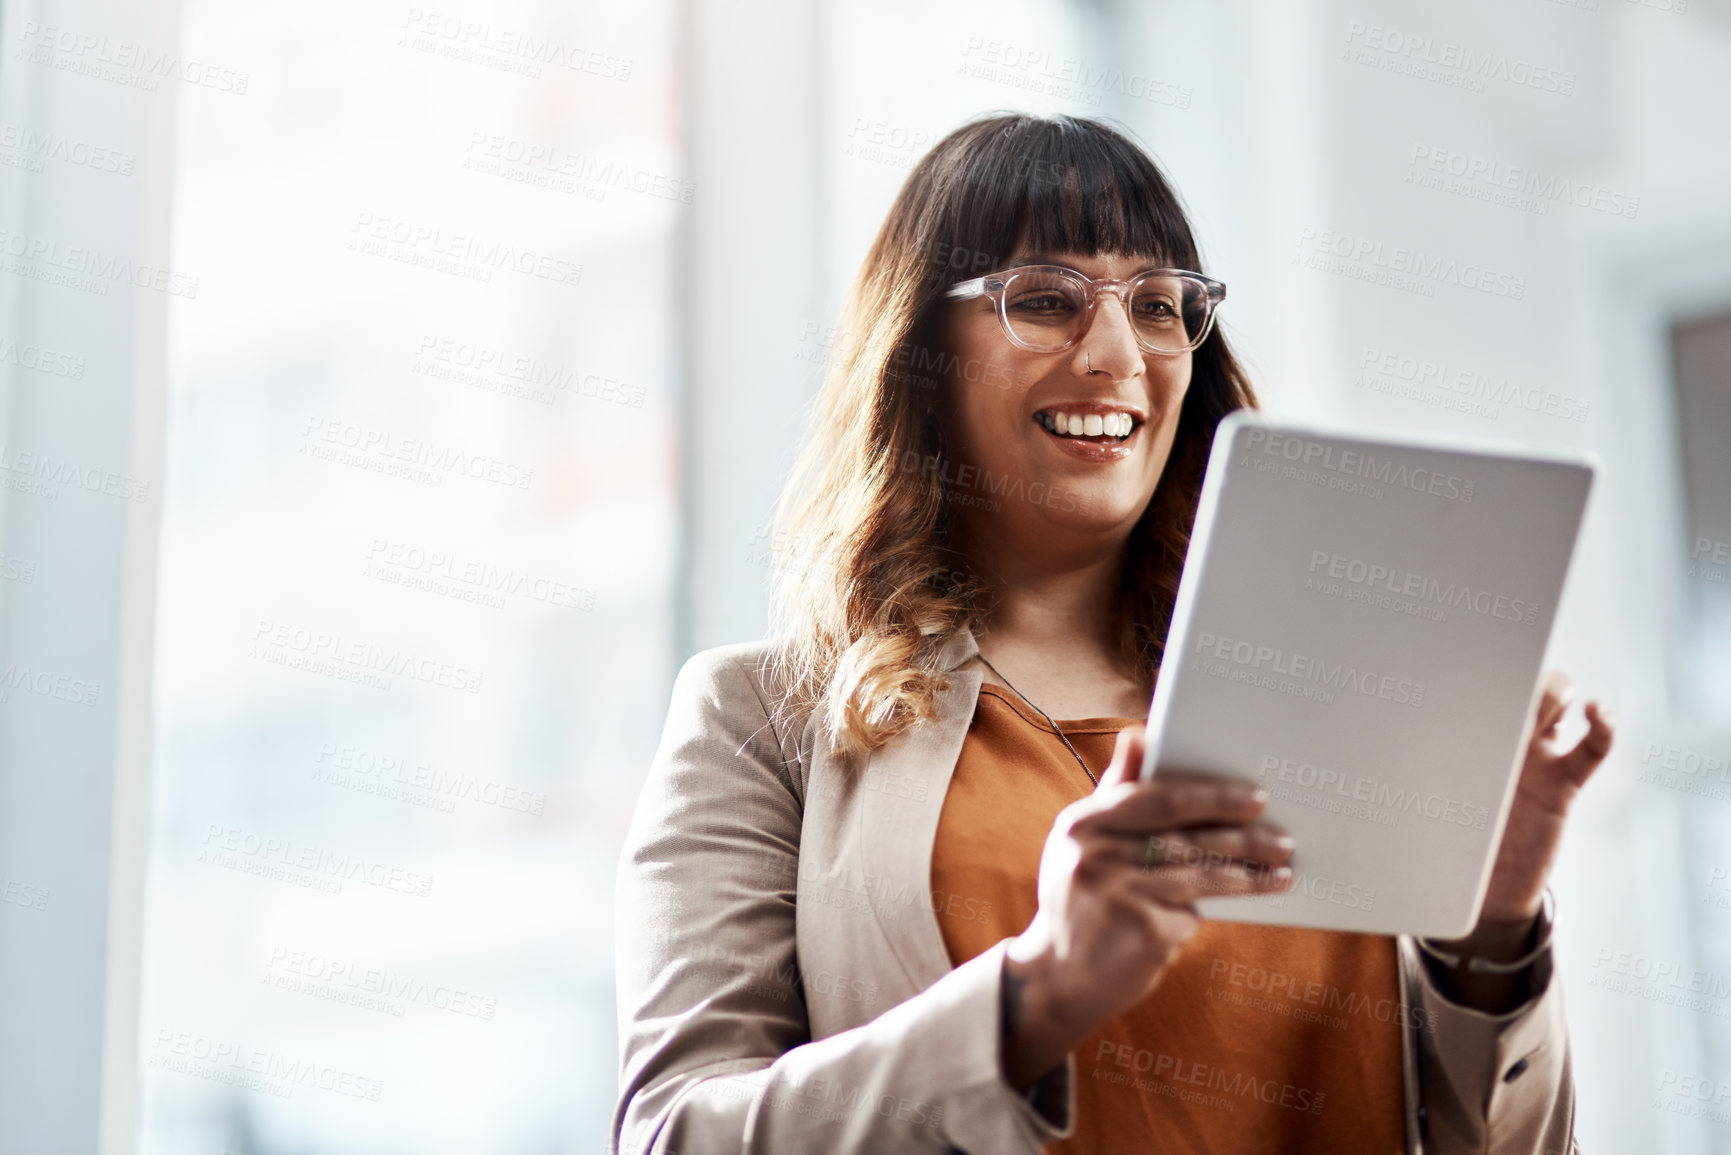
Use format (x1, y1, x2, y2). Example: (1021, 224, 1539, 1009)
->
(943, 264, 1227, 356)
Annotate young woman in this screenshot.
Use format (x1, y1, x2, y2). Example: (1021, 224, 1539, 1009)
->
(613, 113, 1613, 1154)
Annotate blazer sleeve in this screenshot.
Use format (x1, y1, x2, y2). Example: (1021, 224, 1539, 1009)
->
(611, 645, 1072, 1155)
(1403, 905, 1577, 1155)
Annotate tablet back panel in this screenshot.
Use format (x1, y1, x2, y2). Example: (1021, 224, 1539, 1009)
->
(1138, 413, 1595, 937)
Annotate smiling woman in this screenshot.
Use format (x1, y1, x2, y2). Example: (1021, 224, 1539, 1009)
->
(764, 115, 1259, 750)
(613, 114, 1608, 1154)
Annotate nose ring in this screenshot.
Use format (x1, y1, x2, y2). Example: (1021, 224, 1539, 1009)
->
(1085, 351, 1092, 373)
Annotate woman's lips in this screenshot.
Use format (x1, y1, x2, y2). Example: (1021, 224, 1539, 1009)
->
(1032, 412, 1141, 462)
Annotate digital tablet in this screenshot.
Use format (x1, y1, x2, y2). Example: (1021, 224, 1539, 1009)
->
(1137, 412, 1597, 937)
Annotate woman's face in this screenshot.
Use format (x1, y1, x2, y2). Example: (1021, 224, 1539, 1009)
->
(937, 248, 1194, 552)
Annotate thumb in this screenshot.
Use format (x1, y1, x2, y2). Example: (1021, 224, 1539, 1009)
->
(1098, 725, 1147, 790)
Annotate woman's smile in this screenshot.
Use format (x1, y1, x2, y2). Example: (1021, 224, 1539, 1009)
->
(1032, 401, 1147, 463)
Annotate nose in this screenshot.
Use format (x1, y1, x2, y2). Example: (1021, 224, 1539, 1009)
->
(1071, 287, 1144, 380)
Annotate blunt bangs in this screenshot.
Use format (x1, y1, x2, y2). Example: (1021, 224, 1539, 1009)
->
(919, 114, 1202, 290)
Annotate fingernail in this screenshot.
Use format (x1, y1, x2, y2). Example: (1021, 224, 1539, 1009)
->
(1274, 835, 1297, 852)
(1272, 866, 1293, 882)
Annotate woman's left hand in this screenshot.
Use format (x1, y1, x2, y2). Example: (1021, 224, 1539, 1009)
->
(1477, 669, 1615, 926)
(1426, 670, 1614, 1008)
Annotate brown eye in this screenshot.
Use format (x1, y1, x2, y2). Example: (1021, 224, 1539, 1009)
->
(1010, 292, 1075, 315)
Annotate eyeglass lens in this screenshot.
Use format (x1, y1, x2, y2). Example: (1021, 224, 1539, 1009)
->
(999, 269, 1212, 353)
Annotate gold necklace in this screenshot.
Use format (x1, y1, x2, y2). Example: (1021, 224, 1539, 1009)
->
(975, 654, 1099, 786)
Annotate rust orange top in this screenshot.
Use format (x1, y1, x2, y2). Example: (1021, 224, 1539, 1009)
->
(930, 683, 1408, 1154)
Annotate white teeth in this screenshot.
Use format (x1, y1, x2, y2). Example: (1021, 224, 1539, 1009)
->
(1040, 411, 1136, 440)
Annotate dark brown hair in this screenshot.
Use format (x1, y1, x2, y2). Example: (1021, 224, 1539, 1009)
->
(767, 113, 1259, 757)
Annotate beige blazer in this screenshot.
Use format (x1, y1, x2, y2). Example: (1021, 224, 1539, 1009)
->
(613, 628, 1578, 1154)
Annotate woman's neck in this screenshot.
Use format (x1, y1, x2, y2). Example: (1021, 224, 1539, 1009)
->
(970, 548, 1123, 651)
(956, 525, 1150, 718)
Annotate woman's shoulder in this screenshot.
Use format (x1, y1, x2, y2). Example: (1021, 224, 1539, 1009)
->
(651, 638, 815, 808)
(667, 639, 812, 753)
(671, 638, 790, 715)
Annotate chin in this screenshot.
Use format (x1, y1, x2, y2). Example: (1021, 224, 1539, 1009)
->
(1037, 487, 1153, 532)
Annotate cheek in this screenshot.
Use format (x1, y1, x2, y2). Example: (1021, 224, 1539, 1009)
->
(1145, 360, 1192, 443)
(945, 344, 1027, 443)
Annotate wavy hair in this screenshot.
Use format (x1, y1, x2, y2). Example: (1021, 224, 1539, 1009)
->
(764, 113, 1258, 760)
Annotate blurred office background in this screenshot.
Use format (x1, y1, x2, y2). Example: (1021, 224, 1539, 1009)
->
(1, 0, 1728, 1151)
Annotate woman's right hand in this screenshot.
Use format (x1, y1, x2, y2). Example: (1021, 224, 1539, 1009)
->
(999, 724, 1297, 1090)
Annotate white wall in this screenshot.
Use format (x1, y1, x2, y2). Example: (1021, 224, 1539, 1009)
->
(0, 0, 181, 1150)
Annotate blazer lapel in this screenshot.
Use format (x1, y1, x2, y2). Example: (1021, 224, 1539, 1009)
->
(855, 628, 983, 993)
